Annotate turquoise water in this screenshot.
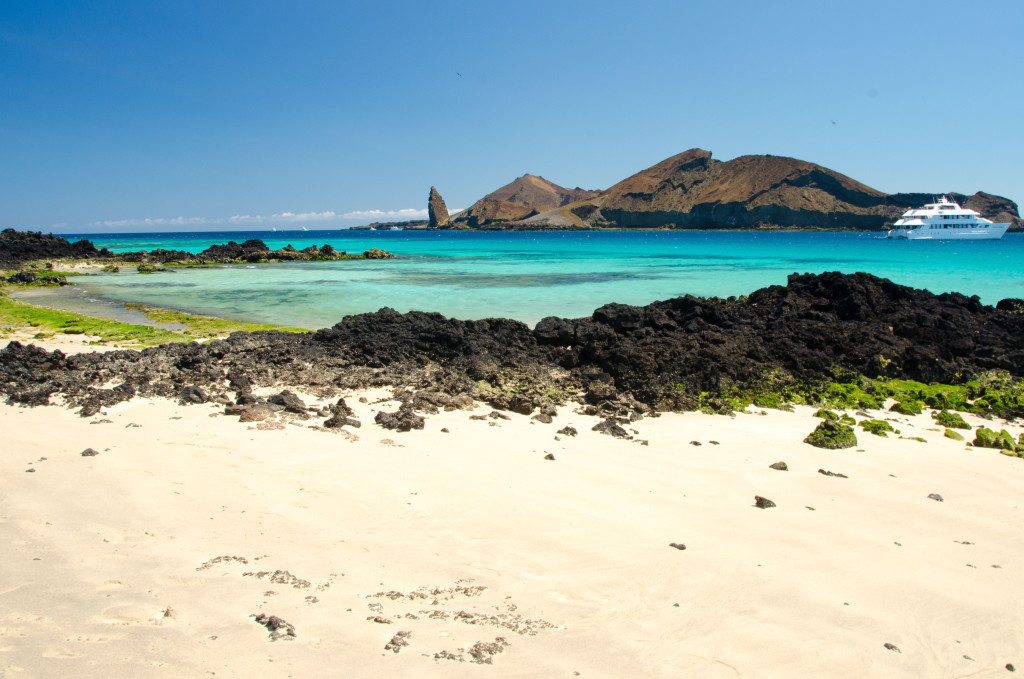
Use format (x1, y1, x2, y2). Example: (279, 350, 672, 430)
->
(56, 230, 1024, 329)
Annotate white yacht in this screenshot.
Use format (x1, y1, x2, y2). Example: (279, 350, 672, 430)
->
(888, 196, 1009, 240)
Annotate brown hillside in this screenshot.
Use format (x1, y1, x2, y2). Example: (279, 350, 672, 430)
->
(592, 148, 716, 204)
(521, 150, 1017, 231)
(696, 154, 887, 209)
(453, 174, 600, 227)
(568, 149, 892, 229)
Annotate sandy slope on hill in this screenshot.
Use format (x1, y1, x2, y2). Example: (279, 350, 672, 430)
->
(2, 339, 1023, 678)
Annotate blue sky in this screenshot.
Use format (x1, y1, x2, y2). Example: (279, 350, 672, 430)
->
(2, 0, 1021, 233)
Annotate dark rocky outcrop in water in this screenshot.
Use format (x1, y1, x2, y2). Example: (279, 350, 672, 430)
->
(0, 230, 394, 269)
(0, 228, 112, 270)
(427, 186, 451, 229)
(2, 273, 1023, 420)
(126, 239, 393, 264)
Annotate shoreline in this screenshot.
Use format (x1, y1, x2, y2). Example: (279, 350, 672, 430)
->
(7, 282, 294, 334)
(2, 335, 1023, 677)
(1, 283, 307, 349)
(4, 270, 1024, 420)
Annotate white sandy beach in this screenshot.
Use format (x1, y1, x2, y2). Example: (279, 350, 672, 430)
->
(2, 338, 1023, 678)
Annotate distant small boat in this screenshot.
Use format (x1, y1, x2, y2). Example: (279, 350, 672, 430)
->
(272, 227, 277, 232)
(301, 227, 308, 231)
(888, 196, 1009, 240)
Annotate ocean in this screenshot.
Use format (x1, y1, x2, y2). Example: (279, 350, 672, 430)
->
(30, 229, 1024, 329)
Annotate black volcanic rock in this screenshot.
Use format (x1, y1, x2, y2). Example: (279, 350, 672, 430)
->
(375, 406, 424, 431)
(268, 389, 306, 413)
(0, 228, 398, 269)
(0, 229, 112, 269)
(997, 299, 1024, 314)
(1, 273, 1023, 422)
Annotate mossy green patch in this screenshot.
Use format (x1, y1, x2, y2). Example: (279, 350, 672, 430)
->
(813, 408, 838, 420)
(944, 429, 965, 441)
(972, 427, 1017, 451)
(889, 400, 923, 416)
(136, 264, 171, 274)
(859, 419, 895, 437)
(804, 420, 858, 449)
(933, 410, 971, 429)
(679, 368, 1024, 420)
(0, 293, 305, 347)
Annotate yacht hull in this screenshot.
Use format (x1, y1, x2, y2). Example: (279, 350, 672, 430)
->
(888, 223, 1010, 240)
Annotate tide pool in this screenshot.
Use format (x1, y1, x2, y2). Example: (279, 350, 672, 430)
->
(54, 230, 1024, 329)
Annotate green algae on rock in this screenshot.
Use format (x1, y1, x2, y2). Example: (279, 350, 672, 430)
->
(889, 400, 923, 416)
(933, 410, 971, 429)
(804, 420, 858, 449)
(972, 427, 1017, 451)
(860, 419, 895, 437)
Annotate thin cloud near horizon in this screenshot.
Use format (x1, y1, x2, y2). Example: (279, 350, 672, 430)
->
(84, 208, 430, 230)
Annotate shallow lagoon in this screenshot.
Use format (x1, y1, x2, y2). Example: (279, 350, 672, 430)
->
(54, 230, 1024, 329)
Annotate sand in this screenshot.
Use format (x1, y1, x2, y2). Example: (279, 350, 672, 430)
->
(2, 337, 1023, 678)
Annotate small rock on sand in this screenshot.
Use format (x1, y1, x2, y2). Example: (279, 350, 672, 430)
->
(928, 493, 944, 502)
(769, 461, 788, 471)
(543, 453, 555, 460)
(884, 642, 901, 653)
(754, 496, 776, 509)
(592, 418, 630, 439)
(253, 613, 296, 641)
(375, 408, 424, 432)
(268, 390, 307, 414)
(385, 630, 412, 653)
(81, 448, 100, 457)
(178, 386, 208, 405)
(669, 543, 686, 550)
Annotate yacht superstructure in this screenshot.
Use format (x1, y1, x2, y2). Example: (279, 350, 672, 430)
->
(888, 196, 1009, 240)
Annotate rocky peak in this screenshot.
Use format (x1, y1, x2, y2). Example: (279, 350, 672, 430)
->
(449, 175, 602, 227)
(427, 186, 451, 229)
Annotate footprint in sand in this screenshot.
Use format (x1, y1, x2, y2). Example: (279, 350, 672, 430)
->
(41, 647, 80, 658)
(95, 603, 174, 626)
